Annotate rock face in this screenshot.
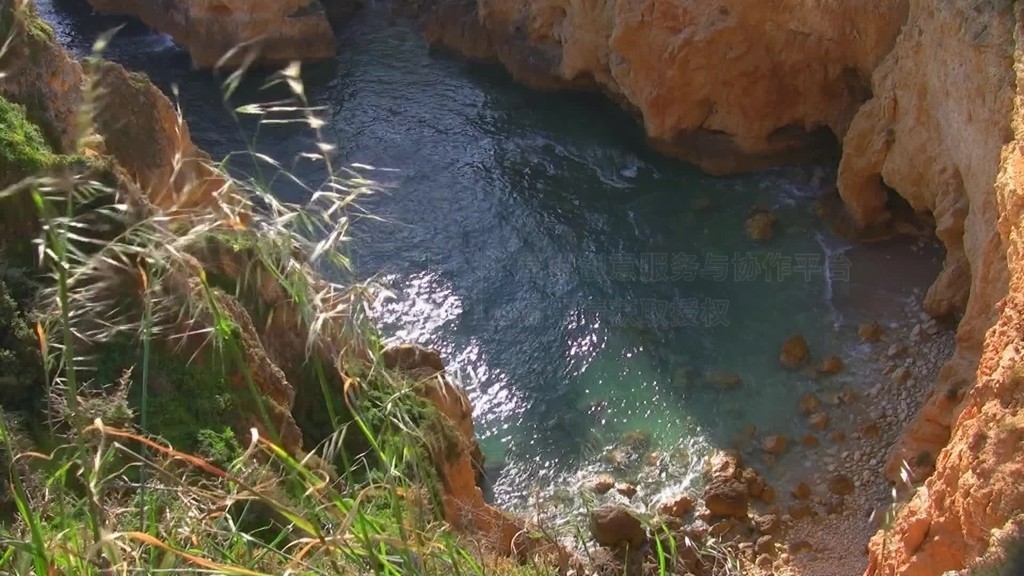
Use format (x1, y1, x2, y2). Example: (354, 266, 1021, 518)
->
(857, 2, 1024, 575)
(85, 0, 337, 67)
(408, 0, 1024, 572)
(408, 0, 907, 174)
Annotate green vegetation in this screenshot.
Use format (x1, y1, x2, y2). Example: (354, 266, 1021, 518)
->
(0, 96, 56, 186)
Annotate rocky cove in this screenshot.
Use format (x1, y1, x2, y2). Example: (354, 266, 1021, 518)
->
(2, 0, 1024, 576)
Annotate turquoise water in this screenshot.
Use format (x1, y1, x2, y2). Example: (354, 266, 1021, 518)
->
(38, 2, 943, 513)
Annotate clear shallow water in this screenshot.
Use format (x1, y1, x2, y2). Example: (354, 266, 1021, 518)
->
(39, 2, 943, 515)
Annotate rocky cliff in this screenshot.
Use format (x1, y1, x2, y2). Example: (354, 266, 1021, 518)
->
(83, 0, 339, 67)
(2, 0, 520, 558)
(410, 0, 908, 174)
(409, 0, 1024, 573)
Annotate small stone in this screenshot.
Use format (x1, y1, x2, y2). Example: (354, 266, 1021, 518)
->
(709, 518, 737, 537)
(615, 482, 637, 499)
(753, 513, 781, 535)
(788, 503, 813, 519)
(827, 474, 856, 496)
(707, 371, 743, 389)
(743, 468, 766, 498)
(859, 322, 884, 342)
(887, 343, 906, 358)
(788, 540, 814, 555)
(819, 356, 844, 374)
(809, 412, 829, 431)
(802, 434, 820, 447)
(839, 388, 858, 404)
(760, 486, 776, 504)
(893, 367, 912, 384)
(756, 535, 775, 555)
(656, 494, 695, 518)
(762, 435, 789, 455)
(779, 335, 810, 369)
(704, 477, 749, 518)
(746, 211, 777, 241)
(587, 474, 616, 494)
(756, 554, 774, 570)
(589, 506, 646, 548)
(829, 430, 847, 443)
(709, 450, 743, 480)
(791, 482, 812, 500)
(799, 393, 821, 415)
(822, 495, 845, 515)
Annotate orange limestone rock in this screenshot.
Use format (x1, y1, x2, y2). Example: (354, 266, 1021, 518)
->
(85, 0, 337, 67)
(412, 0, 907, 174)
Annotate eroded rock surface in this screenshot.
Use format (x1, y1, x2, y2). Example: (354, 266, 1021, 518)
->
(85, 0, 337, 67)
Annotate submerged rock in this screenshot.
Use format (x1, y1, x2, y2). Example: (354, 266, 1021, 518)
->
(858, 321, 884, 343)
(809, 412, 830, 431)
(706, 371, 743, 389)
(779, 335, 810, 369)
(762, 434, 789, 455)
(589, 506, 646, 548)
(820, 355, 844, 374)
(746, 210, 777, 241)
(799, 393, 822, 415)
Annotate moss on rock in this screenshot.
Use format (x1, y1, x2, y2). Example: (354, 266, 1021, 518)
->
(0, 96, 56, 187)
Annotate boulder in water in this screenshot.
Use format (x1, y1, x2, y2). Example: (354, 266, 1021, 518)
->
(799, 392, 822, 415)
(858, 321, 884, 342)
(809, 412, 830, 430)
(589, 506, 646, 548)
(762, 434, 789, 455)
(779, 334, 810, 369)
(820, 355, 844, 374)
(746, 210, 777, 241)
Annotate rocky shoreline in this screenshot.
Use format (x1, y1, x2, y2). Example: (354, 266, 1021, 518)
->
(561, 291, 956, 576)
